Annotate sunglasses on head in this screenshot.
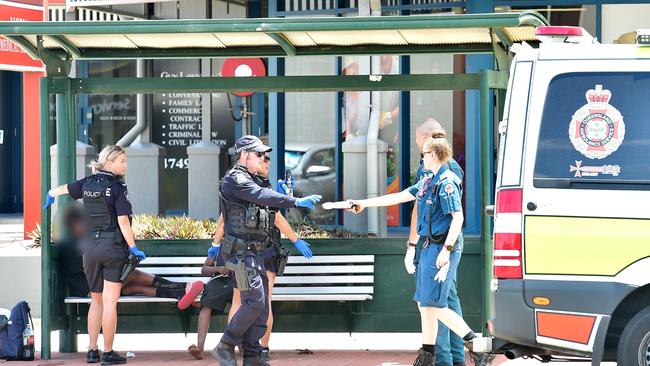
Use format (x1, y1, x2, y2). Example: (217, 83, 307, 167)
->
(420, 151, 434, 159)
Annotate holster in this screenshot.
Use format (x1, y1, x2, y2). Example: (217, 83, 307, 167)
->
(275, 246, 290, 276)
(119, 253, 141, 282)
(226, 259, 250, 291)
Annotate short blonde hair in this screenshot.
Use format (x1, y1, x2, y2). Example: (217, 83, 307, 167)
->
(89, 145, 125, 174)
(423, 129, 451, 164)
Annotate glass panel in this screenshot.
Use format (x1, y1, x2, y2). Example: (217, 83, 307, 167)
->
(534, 72, 650, 189)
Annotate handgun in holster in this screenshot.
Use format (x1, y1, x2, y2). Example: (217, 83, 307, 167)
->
(120, 253, 141, 282)
(226, 259, 250, 291)
(275, 247, 290, 276)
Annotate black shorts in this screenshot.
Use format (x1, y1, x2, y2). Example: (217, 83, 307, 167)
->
(200, 276, 233, 312)
(82, 236, 128, 293)
(261, 246, 280, 274)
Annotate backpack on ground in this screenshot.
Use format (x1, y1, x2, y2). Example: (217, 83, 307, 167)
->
(0, 301, 35, 361)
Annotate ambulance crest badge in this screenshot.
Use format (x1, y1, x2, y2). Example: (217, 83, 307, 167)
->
(568, 85, 625, 160)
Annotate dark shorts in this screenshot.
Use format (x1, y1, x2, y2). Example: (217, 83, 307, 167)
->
(82, 236, 128, 293)
(200, 276, 233, 312)
(261, 245, 280, 274)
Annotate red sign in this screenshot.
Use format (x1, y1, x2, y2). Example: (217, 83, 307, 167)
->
(221, 58, 266, 97)
(0, 1, 45, 72)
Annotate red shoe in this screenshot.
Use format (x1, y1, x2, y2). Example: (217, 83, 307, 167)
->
(178, 281, 204, 310)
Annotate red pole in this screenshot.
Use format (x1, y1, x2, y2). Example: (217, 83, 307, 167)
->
(23, 71, 43, 238)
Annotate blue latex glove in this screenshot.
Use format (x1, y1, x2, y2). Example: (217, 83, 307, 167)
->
(129, 246, 146, 260)
(208, 245, 220, 258)
(295, 195, 322, 210)
(42, 192, 55, 210)
(276, 179, 287, 195)
(293, 239, 313, 259)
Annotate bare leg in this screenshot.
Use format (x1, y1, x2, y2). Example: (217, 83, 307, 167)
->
(101, 280, 122, 352)
(123, 269, 154, 287)
(121, 284, 156, 296)
(227, 288, 242, 323)
(418, 302, 438, 345)
(197, 307, 213, 351)
(260, 271, 276, 347)
(88, 292, 103, 350)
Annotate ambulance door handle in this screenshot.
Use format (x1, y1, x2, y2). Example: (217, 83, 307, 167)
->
(527, 202, 537, 211)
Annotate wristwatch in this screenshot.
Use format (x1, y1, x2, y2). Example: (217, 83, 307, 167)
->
(407, 241, 417, 248)
(445, 244, 454, 252)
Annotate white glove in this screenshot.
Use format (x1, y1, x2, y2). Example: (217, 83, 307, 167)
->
(404, 246, 416, 274)
(434, 264, 449, 283)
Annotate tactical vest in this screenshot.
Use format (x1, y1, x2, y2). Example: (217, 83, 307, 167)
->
(220, 167, 274, 242)
(82, 173, 119, 233)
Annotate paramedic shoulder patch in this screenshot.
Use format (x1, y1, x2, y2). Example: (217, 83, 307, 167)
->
(568, 84, 625, 160)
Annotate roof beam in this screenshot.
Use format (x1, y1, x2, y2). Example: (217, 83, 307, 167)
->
(46, 35, 82, 59)
(63, 74, 487, 94)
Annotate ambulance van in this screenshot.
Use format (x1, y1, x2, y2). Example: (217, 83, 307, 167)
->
(487, 26, 650, 364)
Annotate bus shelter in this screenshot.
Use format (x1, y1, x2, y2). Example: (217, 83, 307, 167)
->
(0, 11, 547, 358)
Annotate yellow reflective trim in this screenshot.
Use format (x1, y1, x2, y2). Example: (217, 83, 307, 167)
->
(525, 216, 650, 276)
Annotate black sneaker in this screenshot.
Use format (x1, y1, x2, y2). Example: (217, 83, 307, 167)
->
(261, 346, 270, 361)
(211, 342, 237, 366)
(243, 354, 271, 366)
(87, 349, 100, 363)
(413, 348, 435, 366)
(101, 351, 126, 365)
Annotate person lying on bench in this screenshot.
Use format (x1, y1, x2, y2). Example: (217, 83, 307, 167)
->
(188, 250, 233, 360)
(56, 202, 204, 310)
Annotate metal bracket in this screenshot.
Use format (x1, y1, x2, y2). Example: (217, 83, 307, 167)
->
(37, 35, 72, 77)
(490, 28, 512, 72)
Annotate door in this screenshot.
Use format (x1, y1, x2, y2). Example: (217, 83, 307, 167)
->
(0, 71, 23, 213)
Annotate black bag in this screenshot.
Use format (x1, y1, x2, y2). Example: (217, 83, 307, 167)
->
(0, 301, 35, 361)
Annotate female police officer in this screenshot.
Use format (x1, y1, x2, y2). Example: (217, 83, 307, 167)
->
(348, 130, 479, 366)
(43, 145, 145, 365)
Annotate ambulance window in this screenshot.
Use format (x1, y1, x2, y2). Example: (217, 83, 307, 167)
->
(534, 72, 650, 190)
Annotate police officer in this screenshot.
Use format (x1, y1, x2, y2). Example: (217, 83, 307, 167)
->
(212, 135, 321, 366)
(408, 118, 467, 366)
(43, 145, 145, 365)
(349, 130, 480, 366)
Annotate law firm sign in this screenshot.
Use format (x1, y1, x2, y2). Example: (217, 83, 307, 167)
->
(0, 0, 45, 72)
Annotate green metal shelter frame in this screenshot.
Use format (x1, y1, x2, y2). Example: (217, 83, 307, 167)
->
(0, 11, 547, 358)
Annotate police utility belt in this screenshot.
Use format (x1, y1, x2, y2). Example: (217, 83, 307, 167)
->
(221, 235, 271, 254)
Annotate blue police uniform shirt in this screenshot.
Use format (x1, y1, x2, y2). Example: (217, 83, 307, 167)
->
(67, 171, 133, 217)
(407, 164, 463, 237)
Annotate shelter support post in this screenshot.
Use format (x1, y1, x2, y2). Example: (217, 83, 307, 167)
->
(40, 76, 52, 360)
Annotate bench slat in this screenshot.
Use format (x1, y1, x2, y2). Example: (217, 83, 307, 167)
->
(273, 286, 373, 295)
(275, 275, 374, 284)
(283, 265, 374, 274)
(140, 255, 374, 266)
(65, 296, 177, 304)
(272, 294, 373, 301)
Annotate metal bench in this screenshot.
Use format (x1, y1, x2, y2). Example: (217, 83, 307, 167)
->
(65, 254, 374, 304)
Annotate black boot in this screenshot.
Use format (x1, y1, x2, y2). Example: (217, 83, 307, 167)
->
(211, 342, 237, 366)
(413, 348, 435, 366)
(86, 348, 100, 363)
(242, 354, 270, 366)
(155, 287, 185, 299)
(464, 337, 492, 366)
(101, 351, 126, 365)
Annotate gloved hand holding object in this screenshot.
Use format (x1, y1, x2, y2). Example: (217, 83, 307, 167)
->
(42, 191, 55, 210)
(208, 244, 220, 258)
(129, 245, 146, 260)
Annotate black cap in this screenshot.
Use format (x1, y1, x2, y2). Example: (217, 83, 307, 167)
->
(234, 135, 272, 154)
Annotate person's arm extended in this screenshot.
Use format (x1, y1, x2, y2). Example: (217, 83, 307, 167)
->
(352, 190, 414, 213)
(223, 175, 297, 208)
(408, 204, 420, 244)
(48, 184, 69, 197)
(274, 212, 298, 243)
(117, 215, 136, 248)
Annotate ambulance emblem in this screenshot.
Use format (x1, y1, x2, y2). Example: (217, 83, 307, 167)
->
(568, 85, 625, 160)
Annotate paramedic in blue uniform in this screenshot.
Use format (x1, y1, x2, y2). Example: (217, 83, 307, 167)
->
(349, 130, 479, 366)
(43, 145, 145, 365)
(409, 118, 467, 366)
(212, 135, 321, 366)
